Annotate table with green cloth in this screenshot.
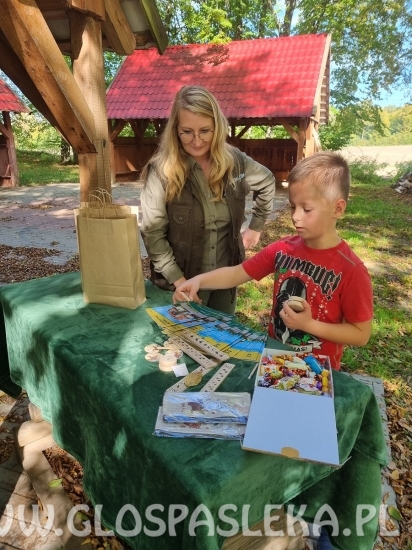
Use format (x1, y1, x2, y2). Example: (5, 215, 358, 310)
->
(0, 272, 388, 550)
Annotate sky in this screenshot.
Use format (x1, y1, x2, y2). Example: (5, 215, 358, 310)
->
(375, 88, 410, 108)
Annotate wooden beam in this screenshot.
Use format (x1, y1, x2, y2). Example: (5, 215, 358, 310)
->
(110, 119, 127, 140)
(0, 31, 70, 142)
(313, 34, 332, 124)
(70, 0, 105, 20)
(129, 119, 148, 139)
(296, 119, 306, 161)
(0, 0, 96, 154)
(312, 125, 322, 152)
(103, 0, 135, 55)
(36, 0, 67, 11)
(71, 10, 111, 200)
(2, 111, 19, 186)
(278, 118, 299, 143)
(235, 125, 251, 139)
(305, 119, 315, 157)
(140, 0, 168, 54)
(0, 116, 12, 140)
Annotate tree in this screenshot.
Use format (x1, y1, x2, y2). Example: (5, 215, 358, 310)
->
(295, 0, 408, 106)
(156, 0, 412, 148)
(158, 0, 410, 104)
(104, 52, 124, 87)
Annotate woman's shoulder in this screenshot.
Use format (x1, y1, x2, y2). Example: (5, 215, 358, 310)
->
(226, 144, 246, 162)
(140, 162, 168, 197)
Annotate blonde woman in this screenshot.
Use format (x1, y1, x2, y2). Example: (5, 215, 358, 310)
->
(140, 85, 276, 314)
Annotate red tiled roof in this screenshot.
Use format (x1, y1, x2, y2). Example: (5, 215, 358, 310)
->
(0, 79, 29, 113)
(107, 35, 329, 120)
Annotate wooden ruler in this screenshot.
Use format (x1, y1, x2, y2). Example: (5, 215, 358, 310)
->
(167, 336, 218, 369)
(179, 330, 230, 362)
(200, 363, 235, 392)
(166, 363, 236, 393)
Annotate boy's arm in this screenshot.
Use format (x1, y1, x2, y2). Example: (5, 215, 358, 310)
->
(281, 301, 372, 346)
(173, 265, 252, 304)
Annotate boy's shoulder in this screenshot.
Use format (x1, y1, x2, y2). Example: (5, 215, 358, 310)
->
(261, 235, 302, 255)
(259, 235, 297, 250)
(336, 240, 367, 268)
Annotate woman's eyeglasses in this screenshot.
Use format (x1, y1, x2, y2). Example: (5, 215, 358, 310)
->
(178, 129, 214, 144)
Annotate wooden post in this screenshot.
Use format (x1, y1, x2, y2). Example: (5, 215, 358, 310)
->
(109, 118, 128, 184)
(108, 119, 116, 185)
(2, 111, 19, 186)
(70, 10, 111, 202)
(296, 119, 306, 162)
(305, 119, 315, 157)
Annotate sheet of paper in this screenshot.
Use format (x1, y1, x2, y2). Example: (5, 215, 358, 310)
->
(172, 363, 189, 377)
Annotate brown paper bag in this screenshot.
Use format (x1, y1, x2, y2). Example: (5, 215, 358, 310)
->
(74, 194, 146, 309)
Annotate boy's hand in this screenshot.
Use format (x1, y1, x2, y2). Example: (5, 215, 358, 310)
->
(173, 280, 202, 304)
(280, 299, 312, 331)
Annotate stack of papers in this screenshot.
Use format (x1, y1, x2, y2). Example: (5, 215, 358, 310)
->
(154, 392, 251, 440)
(154, 408, 246, 440)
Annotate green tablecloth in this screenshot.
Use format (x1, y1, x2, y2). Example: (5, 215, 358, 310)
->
(0, 272, 388, 550)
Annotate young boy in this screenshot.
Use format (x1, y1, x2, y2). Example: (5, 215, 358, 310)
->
(173, 152, 373, 370)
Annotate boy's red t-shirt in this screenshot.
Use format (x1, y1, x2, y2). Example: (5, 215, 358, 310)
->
(242, 236, 373, 369)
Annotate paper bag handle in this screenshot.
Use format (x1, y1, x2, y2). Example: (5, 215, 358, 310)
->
(87, 189, 123, 220)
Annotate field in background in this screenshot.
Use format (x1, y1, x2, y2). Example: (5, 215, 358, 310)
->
(341, 145, 412, 175)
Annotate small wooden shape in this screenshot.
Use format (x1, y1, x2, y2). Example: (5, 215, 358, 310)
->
(287, 296, 304, 312)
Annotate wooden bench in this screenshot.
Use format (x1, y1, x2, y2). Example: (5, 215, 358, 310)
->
(0, 175, 12, 187)
(0, 164, 12, 187)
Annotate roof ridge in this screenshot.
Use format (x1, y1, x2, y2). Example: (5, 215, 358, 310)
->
(161, 33, 329, 51)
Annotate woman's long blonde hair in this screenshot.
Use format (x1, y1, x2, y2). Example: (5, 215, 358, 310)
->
(142, 85, 236, 201)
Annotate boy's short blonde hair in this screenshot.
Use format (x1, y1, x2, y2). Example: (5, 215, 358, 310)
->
(287, 152, 350, 202)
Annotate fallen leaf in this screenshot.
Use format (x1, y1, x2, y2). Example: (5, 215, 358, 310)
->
(48, 478, 63, 488)
(398, 420, 412, 433)
(388, 506, 403, 521)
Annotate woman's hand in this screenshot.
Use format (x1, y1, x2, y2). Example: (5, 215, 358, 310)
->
(241, 228, 261, 249)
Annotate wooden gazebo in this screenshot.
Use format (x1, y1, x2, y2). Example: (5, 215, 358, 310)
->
(0, 77, 28, 187)
(107, 34, 331, 183)
(0, 0, 167, 202)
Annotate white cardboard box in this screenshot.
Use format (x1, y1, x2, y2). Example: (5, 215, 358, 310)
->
(242, 349, 340, 466)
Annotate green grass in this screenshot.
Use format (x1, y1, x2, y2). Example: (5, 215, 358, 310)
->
(17, 150, 79, 185)
(237, 159, 412, 387)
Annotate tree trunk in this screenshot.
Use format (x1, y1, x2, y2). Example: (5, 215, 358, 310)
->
(280, 0, 296, 36)
(60, 138, 71, 165)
